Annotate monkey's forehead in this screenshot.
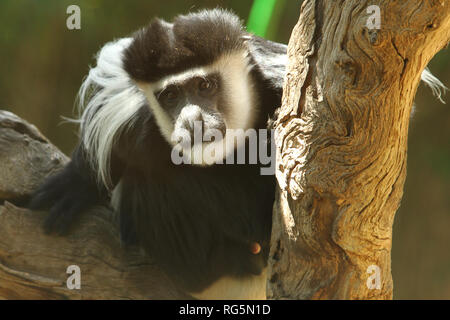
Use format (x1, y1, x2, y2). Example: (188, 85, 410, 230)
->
(122, 9, 248, 83)
(136, 49, 251, 94)
(148, 70, 221, 92)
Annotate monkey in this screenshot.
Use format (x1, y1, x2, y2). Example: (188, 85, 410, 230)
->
(29, 8, 446, 300)
(30, 9, 286, 299)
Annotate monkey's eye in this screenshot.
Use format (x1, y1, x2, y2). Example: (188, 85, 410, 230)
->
(158, 86, 180, 106)
(198, 78, 218, 96)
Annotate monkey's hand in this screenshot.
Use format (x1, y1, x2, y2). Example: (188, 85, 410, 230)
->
(28, 162, 103, 235)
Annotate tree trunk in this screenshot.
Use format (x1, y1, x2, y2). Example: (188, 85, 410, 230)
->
(1, 1, 449, 300)
(268, 0, 450, 299)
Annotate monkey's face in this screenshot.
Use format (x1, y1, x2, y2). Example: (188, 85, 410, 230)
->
(137, 51, 257, 165)
(155, 73, 225, 145)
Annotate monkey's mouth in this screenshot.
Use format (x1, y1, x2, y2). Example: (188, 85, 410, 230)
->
(171, 120, 226, 147)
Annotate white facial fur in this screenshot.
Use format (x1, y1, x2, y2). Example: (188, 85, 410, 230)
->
(136, 49, 258, 164)
(77, 37, 146, 188)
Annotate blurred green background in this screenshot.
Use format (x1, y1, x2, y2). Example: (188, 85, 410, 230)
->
(0, 0, 448, 299)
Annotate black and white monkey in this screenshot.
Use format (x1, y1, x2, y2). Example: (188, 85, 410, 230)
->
(30, 9, 285, 299)
(30, 9, 445, 300)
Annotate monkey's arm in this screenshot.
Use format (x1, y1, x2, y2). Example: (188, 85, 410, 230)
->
(28, 144, 122, 235)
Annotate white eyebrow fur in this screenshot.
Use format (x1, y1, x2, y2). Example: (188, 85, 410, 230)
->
(152, 68, 209, 91)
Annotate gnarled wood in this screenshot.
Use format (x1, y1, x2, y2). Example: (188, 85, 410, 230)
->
(0, 110, 185, 299)
(268, 0, 450, 299)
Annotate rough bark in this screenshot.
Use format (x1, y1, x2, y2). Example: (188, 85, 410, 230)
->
(268, 0, 450, 299)
(0, 111, 185, 299)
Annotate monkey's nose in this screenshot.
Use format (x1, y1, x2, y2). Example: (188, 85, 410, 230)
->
(178, 105, 205, 143)
(180, 105, 203, 130)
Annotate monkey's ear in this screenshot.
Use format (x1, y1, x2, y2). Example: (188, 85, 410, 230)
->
(246, 34, 288, 93)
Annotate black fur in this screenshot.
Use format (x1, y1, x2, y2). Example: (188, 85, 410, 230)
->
(29, 146, 108, 234)
(123, 9, 246, 82)
(30, 9, 287, 295)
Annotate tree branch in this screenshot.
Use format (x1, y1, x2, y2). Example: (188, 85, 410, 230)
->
(0, 111, 186, 299)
